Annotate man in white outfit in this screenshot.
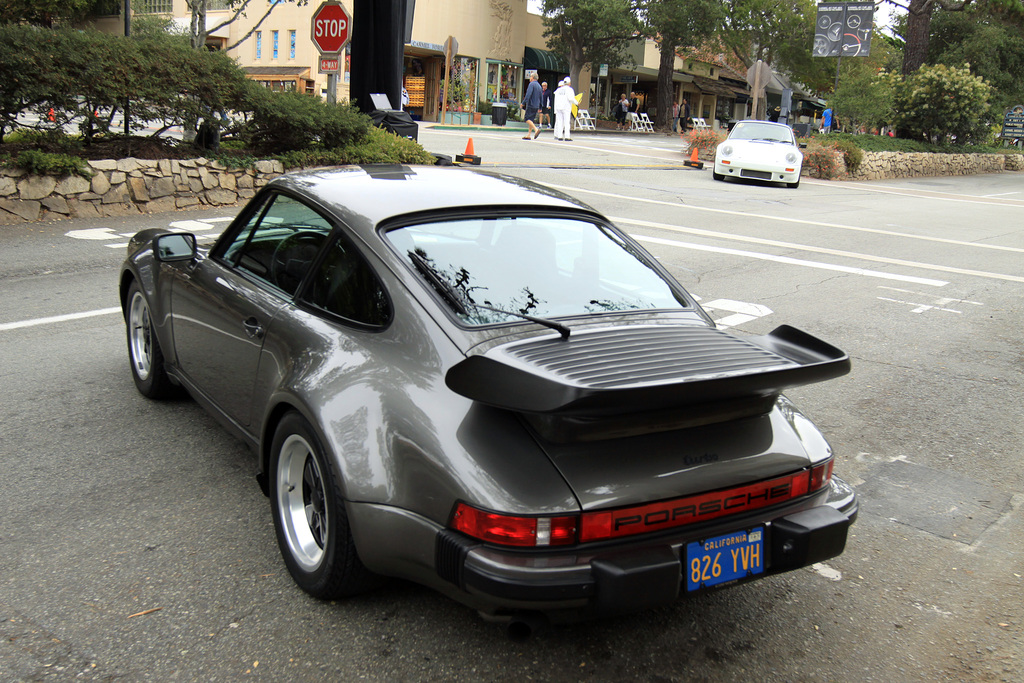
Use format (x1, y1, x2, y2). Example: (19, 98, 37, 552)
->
(553, 77, 576, 141)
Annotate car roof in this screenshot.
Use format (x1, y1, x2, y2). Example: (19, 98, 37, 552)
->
(731, 119, 791, 129)
(265, 165, 599, 234)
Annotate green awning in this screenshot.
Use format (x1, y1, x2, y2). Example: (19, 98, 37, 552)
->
(524, 47, 569, 73)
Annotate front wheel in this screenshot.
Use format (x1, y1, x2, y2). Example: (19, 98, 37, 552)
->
(787, 177, 801, 188)
(270, 412, 379, 599)
(712, 171, 724, 181)
(125, 281, 176, 399)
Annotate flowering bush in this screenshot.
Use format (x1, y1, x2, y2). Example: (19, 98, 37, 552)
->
(890, 64, 993, 144)
(686, 127, 724, 155)
(803, 143, 843, 179)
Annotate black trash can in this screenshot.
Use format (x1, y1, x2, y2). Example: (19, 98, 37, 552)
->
(370, 109, 419, 141)
(491, 102, 508, 127)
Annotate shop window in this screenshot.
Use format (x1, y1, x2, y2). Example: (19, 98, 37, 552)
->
(486, 61, 522, 105)
(716, 97, 733, 122)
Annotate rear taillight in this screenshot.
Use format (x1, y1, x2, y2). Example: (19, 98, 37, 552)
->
(451, 459, 834, 547)
(450, 503, 577, 547)
(808, 458, 834, 492)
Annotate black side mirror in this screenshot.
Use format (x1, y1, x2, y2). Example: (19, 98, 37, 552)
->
(155, 233, 197, 262)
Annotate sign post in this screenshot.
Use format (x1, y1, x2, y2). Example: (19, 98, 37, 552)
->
(440, 35, 457, 125)
(311, 1, 352, 104)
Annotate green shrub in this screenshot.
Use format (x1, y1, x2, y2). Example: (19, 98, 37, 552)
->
(274, 126, 437, 168)
(889, 64, 994, 144)
(11, 149, 91, 178)
(829, 139, 864, 174)
(239, 88, 370, 153)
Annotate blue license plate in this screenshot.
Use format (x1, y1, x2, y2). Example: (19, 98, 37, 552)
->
(685, 527, 764, 591)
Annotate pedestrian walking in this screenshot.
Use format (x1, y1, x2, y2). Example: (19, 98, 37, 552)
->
(615, 93, 629, 130)
(671, 101, 680, 134)
(553, 77, 576, 141)
(680, 98, 691, 138)
(521, 73, 544, 140)
(540, 82, 554, 129)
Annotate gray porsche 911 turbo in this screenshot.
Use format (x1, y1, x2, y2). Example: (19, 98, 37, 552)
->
(120, 165, 856, 638)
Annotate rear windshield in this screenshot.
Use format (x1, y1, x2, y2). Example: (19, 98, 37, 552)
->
(386, 216, 689, 326)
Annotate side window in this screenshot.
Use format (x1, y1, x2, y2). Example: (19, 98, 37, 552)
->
(303, 234, 391, 327)
(221, 193, 332, 296)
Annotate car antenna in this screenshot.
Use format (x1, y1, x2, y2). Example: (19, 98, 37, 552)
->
(408, 250, 570, 340)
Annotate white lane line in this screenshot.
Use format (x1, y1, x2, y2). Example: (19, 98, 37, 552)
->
(0, 307, 121, 332)
(633, 235, 949, 287)
(823, 181, 1024, 206)
(545, 182, 1024, 254)
(620, 215, 1024, 284)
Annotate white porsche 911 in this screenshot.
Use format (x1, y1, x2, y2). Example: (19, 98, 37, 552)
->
(713, 120, 805, 188)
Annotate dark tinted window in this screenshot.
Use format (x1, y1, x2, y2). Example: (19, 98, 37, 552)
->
(302, 234, 391, 327)
(386, 216, 687, 325)
(221, 193, 332, 296)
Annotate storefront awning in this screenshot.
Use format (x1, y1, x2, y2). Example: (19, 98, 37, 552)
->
(524, 47, 569, 73)
(611, 66, 693, 84)
(691, 75, 739, 98)
(242, 66, 313, 78)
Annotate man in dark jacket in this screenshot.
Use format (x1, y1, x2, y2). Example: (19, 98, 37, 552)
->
(522, 73, 544, 140)
(540, 81, 554, 129)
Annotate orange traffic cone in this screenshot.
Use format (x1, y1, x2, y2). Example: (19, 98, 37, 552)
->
(684, 144, 704, 170)
(456, 137, 481, 165)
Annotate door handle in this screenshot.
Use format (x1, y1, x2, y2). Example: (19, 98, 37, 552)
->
(243, 317, 265, 340)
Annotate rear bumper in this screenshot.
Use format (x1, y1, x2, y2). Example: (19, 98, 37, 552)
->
(352, 477, 857, 620)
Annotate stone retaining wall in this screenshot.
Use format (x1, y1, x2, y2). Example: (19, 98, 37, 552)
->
(0, 157, 285, 225)
(1, 151, 1022, 224)
(848, 151, 1023, 180)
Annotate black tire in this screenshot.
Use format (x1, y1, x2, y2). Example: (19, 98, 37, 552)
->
(712, 171, 724, 181)
(787, 177, 801, 188)
(125, 280, 177, 399)
(270, 412, 379, 599)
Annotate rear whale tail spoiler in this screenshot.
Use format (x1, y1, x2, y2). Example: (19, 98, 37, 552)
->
(446, 324, 849, 427)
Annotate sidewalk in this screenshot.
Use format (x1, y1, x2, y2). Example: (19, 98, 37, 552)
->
(423, 121, 681, 137)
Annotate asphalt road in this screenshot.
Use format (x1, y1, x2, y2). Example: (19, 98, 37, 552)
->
(1, 128, 1022, 681)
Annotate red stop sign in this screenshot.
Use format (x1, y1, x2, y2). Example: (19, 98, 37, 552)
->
(311, 2, 351, 55)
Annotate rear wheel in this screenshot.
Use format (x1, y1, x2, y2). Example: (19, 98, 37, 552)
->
(270, 412, 378, 599)
(125, 281, 176, 399)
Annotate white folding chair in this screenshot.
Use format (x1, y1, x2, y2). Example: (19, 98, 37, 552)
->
(638, 113, 655, 132)
(692, 117, 710, 130)
(627, 112, 643, 131)
(574, 109, 596, 130)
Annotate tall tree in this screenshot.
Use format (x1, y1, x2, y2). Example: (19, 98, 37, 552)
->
(927, 5, 1024, 111)
(539, 0, 641, 102)
(642, 0, 722, 132)
(886, 0, 1024, 73)
(719, 0, 817, 69)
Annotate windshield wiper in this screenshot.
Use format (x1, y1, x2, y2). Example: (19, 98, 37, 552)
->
(408, 250, 571, 339)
